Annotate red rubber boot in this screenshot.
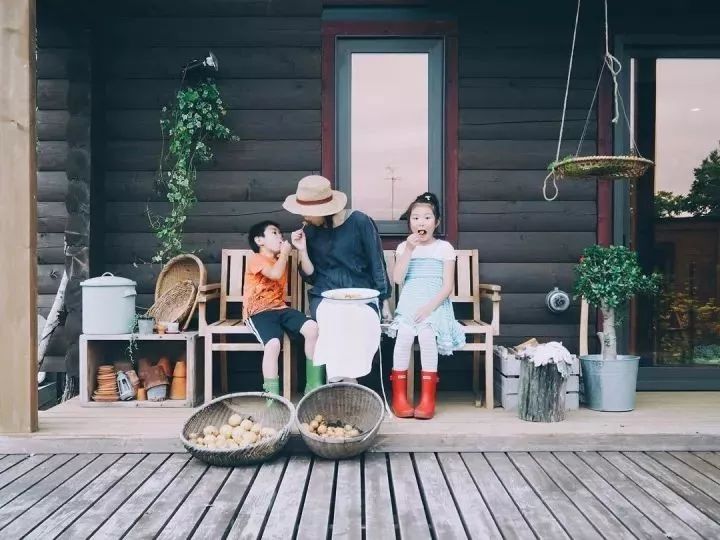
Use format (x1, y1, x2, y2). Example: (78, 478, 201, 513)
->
(390, 370, 414, 418)
(414, 371, 439, 419)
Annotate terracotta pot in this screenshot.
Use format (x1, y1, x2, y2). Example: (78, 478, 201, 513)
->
(136, 387, 147, 401)
(169, 376, 186, 400)
(144, 365, 168, 389)
(137, 358, 152, 382)
(172, 360, 187, 378)
(156, 357, 172, 378)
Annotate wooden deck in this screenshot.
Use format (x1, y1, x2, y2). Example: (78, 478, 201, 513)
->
(1, 451, 720, 538)
(1, 391, 719, 454)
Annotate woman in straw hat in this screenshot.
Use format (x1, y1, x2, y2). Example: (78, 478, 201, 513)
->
(284, 175, 391, 393)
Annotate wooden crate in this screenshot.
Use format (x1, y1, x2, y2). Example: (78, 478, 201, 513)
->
(493, 347, 580, 411)
(80, 332, 202, 407)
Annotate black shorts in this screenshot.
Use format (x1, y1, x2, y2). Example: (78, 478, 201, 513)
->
(246, 308, 312, 346)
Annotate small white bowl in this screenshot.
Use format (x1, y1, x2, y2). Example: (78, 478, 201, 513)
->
(164, 321, 180, 333)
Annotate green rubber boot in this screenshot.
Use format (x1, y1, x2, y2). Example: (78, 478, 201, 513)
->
(304, 358, 325, 395)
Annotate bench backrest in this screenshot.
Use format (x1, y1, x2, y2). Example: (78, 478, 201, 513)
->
(219, 249, 297, 319)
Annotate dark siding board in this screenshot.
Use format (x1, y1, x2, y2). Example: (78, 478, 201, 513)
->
(105, 170, 307, 202)
(107, 263, 222, 294)
(459, 201, 596, 232)
(460, 109, 596, 140)
(105, 17, 320, 47)
(37, 79, 69, 110)
(106, 202, 302, 233)
(101, 0, 321, 16)
(38, 110, 70, 140)
(105, 140, 320, 171)
(103, 233, 248, 264)
(38, 233, 66, 264)
(38, 264, 67, 295)
(458, 24, 599, 49)
(37, 48, 90, 79)
(38, 202, 69, 233)
(37, 141, 69, 172)
(490, 293, 580, 325)
(106, 47, 320, 79)
(459, 48, 599, 79)
(459, 170, 597, 202)
(105, 79, 321, 110)
(37, 172, 69, 202)
(478, 262, 577, 294)
(458, 232, 595, 263)
(459, 78, 596, 109)
(459, 139, 596, 170)
(106, 110, 321, 141)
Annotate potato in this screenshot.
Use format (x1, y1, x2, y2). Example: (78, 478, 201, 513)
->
(260, 427, 277, 438)
(309, 420, 319, 431)
(203, 425, 218, 436)
(317, 424, 327, 435)
(196, 436, 205, 445)
(348, 429, 360, 437)
(215, 438, 227, 449)
(228, 414, 243, 427)
(219, 424, 233, 438)
(189, 432, 199, 440)
(226, 440, 239, 449)
(314, 415, 324, 423)
(207, 442, 217, 449)
(204, 434, 216, 444)
(344, 424, 353, 432)
(240, 419, 253, 431)
(231, 426, 244, 441)
(242, 431, 258, 444)
(251, 423, 262, 434)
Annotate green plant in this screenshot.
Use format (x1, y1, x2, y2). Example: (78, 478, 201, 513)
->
(574, 245, 661, 360)
(126, 313, 141, 367)
(150, 79, 236, 263)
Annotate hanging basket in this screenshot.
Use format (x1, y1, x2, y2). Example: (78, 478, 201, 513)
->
(550, 155, 654, 180)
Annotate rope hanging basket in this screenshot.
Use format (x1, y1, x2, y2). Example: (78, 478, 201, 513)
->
(550, 155, 654, 180)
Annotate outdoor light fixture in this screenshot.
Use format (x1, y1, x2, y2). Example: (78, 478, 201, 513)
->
(182, 51, 219, 76)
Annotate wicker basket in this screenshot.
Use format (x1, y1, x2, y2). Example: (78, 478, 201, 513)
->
(551, 155, 654, 179)
(181, 392, 294, 466)
(147, 279, 196, 327)
(155, 254, 207, 330)
(295, 383, 385, 460)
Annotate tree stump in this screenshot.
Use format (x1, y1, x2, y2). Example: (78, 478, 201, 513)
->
(518, 361, 567, 422)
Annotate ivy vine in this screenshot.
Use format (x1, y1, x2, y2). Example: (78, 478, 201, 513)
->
(150, 79, 236, 263)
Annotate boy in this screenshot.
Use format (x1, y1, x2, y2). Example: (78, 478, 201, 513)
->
(245, 221, 319, 396)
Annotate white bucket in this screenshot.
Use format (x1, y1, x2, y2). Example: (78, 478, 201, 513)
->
(80, 272, 137, 334)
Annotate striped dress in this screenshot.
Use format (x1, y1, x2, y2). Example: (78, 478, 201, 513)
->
(388, 240, 466, 355)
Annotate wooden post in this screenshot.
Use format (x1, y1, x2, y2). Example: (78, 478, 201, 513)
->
(0, 0, 38, 433)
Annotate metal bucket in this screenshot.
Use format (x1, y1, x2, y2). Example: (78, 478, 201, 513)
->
(580, 354, 639, 411)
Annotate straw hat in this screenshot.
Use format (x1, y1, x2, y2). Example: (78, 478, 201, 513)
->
(283, 175, 348, 217)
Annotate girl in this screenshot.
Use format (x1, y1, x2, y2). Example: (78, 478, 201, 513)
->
(389, 192, 465, 419)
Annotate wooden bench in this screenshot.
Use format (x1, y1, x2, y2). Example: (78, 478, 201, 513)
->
(197, 249, 299, 403)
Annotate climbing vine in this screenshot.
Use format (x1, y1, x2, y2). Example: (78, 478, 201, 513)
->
(150, 79, 236, 263)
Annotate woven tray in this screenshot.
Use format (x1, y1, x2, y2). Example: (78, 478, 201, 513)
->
(155, 254, 206, 330)
(147, 279, 196, 325)
(295, 383, 384, 460)
(181, 392, 294, 466)
(551, 155, 654, 179)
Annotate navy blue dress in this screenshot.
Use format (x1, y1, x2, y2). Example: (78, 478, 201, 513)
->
(301, 211, 390, 318)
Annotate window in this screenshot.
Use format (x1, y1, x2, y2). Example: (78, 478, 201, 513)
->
(335, 39, 444, 234)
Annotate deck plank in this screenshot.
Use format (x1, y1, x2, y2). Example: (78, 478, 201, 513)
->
(485, 452, 569, 539)
(0, 454, 122, 538)
(695, 452, 720, 469)
(192, 465, 258, 539)
(508, 452, 602, 540)
(0, 454, 52, 490)
(603, 451, 720, 537)
(414, 453, 468, 539)
(389, 452, 431, 540)
(91, 453, 190, 539)
(24, 453, 145, 540)
(156, 462, 231, 540)
(332, 457, 362, 540)
(0, 453, 73, 506)
(263, 455, 312, 539)
(648, 452, 720, 503)
(296, 459, 336, 540)
(437, 453, 501, 539)
(576, 452, 703, 540)
(462, 452, 534, 540)
(555, 451, 664, 539)
(0, 454, 96, 529)
(57, 453, 169, 539)
(671, 451, 720, 485)
(124, 458, 208, 539)
(364, 453, 396, 539)
(613, 452, 720, 534)
(531, 452, 633, 539)
(0, 455, 26, 475)
(226, 457, 287, 538)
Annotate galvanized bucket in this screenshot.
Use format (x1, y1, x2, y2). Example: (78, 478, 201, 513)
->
(580, 354, 640, 411)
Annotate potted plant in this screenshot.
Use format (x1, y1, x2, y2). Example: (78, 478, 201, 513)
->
(575, 245, 661, 411)
(137, 313, 155, 335)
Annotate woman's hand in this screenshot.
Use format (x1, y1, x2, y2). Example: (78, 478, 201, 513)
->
(291, 229, 307, 251)
(413, 303, 434, 323)
(382, 300, 392, 322)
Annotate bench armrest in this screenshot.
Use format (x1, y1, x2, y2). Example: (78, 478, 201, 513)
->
(478, 283, 501, 336)
(197, 282, 221, 334)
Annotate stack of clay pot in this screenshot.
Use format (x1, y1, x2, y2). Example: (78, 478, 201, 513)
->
(170, 360, 187, 400)
(145, 365, 169, 401)
(93, 366, 119, 402)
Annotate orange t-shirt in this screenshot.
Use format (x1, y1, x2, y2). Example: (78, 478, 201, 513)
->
(243, 253, 288, 319)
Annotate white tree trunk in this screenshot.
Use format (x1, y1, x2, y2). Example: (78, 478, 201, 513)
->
(600, 302, 617, 361)
(38, 269, 68, 368)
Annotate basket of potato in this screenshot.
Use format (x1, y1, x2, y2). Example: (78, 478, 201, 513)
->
(181, 392, 294, 466)
(295, 383, 384, 459)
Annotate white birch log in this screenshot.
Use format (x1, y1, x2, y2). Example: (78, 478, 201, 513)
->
(38, 269, 68, 368)
(600, 302, 617, 361)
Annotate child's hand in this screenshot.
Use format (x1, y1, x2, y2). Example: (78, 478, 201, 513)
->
(280, 240, 292, 256)
(413, 303, 434, 323)
(291, 229, 307, 251)
(406, 233, 422, 250)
